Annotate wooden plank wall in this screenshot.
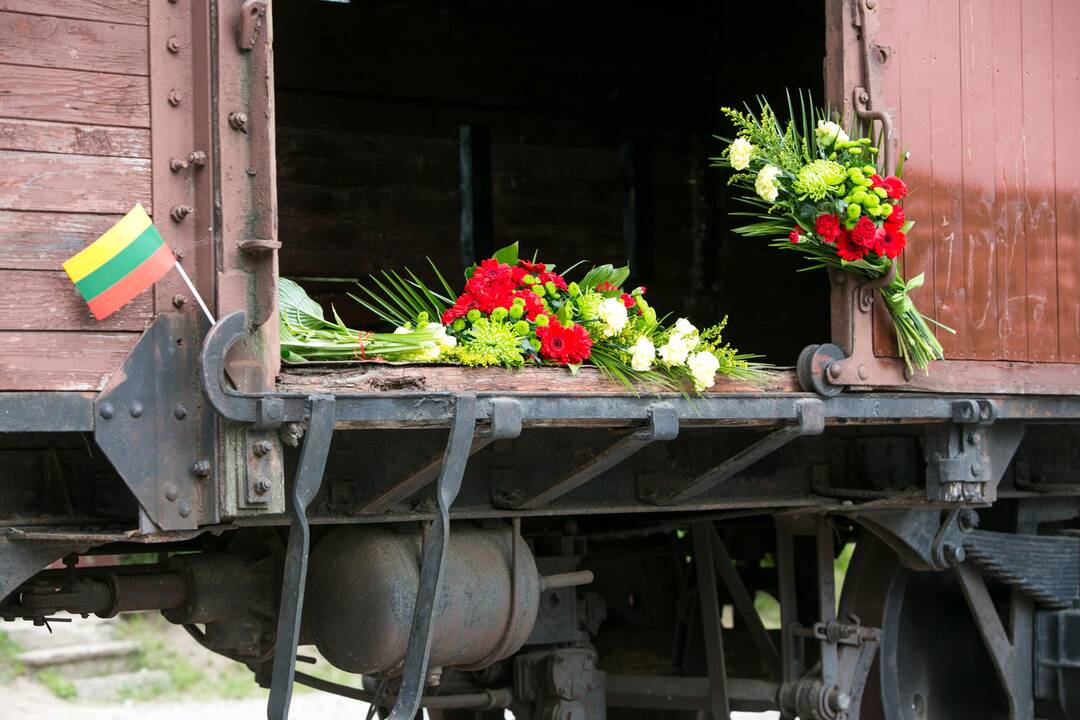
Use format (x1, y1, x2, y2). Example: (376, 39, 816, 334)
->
(875, 0, 1080, 363)
(0, 1, 150, 390)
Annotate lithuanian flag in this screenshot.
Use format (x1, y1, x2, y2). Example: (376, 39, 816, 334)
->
(63, 205, 176, 320)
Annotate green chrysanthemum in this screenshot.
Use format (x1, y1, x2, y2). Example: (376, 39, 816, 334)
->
(458, 320, 525, 368)
(793, 159, 847, 201)
(575, 292, 604, 321)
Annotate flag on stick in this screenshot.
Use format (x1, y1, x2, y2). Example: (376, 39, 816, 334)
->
(63, 204, 212, 324)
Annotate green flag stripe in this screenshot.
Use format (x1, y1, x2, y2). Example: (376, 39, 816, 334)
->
(75, 225, 165, 301)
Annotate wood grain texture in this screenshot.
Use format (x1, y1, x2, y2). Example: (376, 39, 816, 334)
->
(0, 0, 146, 26)
(0, 210, 122, 270)
(0, 119, 149, 157)
(1053, 0, 1080, 361)
(0, 269, 152, 331)
(277, 364, 800, 396)
(0, 64, 149, 127)
(0, 11, 147, 76)
(0, 330, 137, 391)
(0, 150, 151, 213)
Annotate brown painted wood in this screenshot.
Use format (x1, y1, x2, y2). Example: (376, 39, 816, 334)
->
(0, 210, 121, 270)
(0, 330, 138, 391)
(0, 11, 147, 76)
(0, 0, 146, 26)
(0, 119, 149, 157)
(277, 363, 800, 396)
(1053, 0, 1080, 362)
(0, 150, 151, 213)
(0, 64, 149, 127)
(991, 0, 1029, 361)
(0, 269, 152, 331)
(1020, 0, 1059, 361)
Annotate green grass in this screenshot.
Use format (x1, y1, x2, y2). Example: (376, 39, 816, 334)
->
(0, 629, 25, 684)
(37, 668, 77, 700)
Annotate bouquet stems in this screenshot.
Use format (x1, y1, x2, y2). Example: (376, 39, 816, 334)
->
(879, 270, 946, 372)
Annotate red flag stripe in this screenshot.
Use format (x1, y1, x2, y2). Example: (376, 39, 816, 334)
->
(86, 243, 175, 320)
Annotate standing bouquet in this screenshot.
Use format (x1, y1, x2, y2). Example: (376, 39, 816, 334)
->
(280, 243, 762, 393)
(713, 96, 950, 372)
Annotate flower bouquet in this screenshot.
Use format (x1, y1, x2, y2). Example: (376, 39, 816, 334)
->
(280, 243, 762, 393)
(713, 95, 950, 372)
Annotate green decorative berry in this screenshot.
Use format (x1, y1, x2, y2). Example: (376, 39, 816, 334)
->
(535, 314, 550, 327)
(880, 203, 895, 217)
(491, 307, 508, 322)
(544, 281, 557, 296)
(864, 194, 880, 209)
(567, 282, 580, 296)
(509, 304, 524, 320)
(452, 318, 466, 332)
(466, 309, 481, 323)
(862, 165, 877, 176)
(846, 203, 862, 218)
(874, 186, 889, 199)
(531, 285, 545, 297)
(521, 274, 536, 285)
(512, 320, 529, 335)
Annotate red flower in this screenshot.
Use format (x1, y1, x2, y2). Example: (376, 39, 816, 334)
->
(464, 259, 516, 313)
(441, 293, 478, 324)
(596, 281, 620, 292)
(815, 214, 843, 244)
(518, 259, 548, 274)
(620, 293, 635, 308)
(871, 174, 908, 200)
(835, 231, 868, 262)
(885, 204, 905, 231)
(851, 216, 884, 253)
(879, 228, 907, 259)
(538, 270, 568, 291)
(514, 289, 547, 321)
(788, 228, 802, 244)
(536, 320, 592, 365)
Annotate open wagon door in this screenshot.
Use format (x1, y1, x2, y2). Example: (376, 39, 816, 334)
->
(822, 0, 1080, 394)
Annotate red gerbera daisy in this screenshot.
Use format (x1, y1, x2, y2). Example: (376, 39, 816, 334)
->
(885, 204, 905, 231)
(536, 320, 592, 365)
(464, 259, 516, 313)
(879, 228, 907, 259)
(518, 259, 548, 274)
(871, 174, 908, 200)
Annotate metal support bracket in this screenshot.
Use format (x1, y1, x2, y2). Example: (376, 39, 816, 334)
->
(267, 394, 336, 720)
(925, 405, 1023, 503)
(498, 403, 679, 510)
(642, 399, 823, 505)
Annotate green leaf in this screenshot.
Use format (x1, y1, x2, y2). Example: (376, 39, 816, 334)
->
(905, 272, 925, 292)
(567, 363, 581, 375)
(492, 241, 519, 266)
(899, 219, 914, 234)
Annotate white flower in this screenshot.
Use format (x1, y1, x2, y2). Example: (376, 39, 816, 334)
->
(729, 137, 754, 171)
(394, 326, 411, 334)
(424, 322, 457, 348)
(687, 351, 721, 391)
(755, 164, 782, 203)
(815, 120, 849, 149)
(598, 297, 628, 337)
(629, 336, 656, 372)
(672, 318, 699, 350)
(659, 334, 692, 366)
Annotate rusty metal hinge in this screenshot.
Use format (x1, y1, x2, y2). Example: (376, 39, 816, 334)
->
(851, 0, 894, 172)
(237, 0, 268, 50)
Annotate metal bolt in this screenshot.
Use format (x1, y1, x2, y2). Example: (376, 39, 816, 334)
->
(943, 543, 966, 565)
(857, 364, 869, 380)
(129, 402, 143, 418)
(253, 440, 273, 457)
(188, 150, 207, 167)
(191, 459, 211, 478)
(177, 501, 191, 518)
(827, 361, 844, 380)
(169, 157, 189, 172)
(828, 688, 852, 712)
(166, 37, 181, 53)
(172, 294, 187, 309)
(168, 89, 183, 107)
(228, 112, 248, 131)
(174, 249, 186, 261)
(970, 462, 982, 478)
(254, 477, 272, 495)
(174, 403, 188, 420)
(164, 483, 179, 501)
(959, 509, 979, 531)
(99, 402, 115, 419)
(170, 205, 193, 223)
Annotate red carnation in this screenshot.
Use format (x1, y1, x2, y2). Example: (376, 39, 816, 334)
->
(518, 259, 548, 274)
(513, 289, 547, 321)
(536, 320, 592, 365)
(464, 259, 516, 313)
(788, 228, 801, 244)
(538, 270, 568, 291)
(879, 228, 907, 259)
(620, 293, 635, 308)
(815, 214, 843, 244)
(835, 231, 868, 262)
(885, 204, 905, 231)
(851, 216, 884, 252)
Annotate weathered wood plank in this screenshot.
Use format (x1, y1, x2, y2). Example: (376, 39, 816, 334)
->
(0, 151, 151, 213)
(0, 269, 152, 331)
(0, 11, 147, 76)
(958, 0, 998, 359)
(991, 0, 1029, 360)
(277, 364, 799, 396)
(0, 119, 149, 157)
(0, 64, 149, 127)
(1053, 0, 1080, 361)
(1020, 0, 1059, 361)
(0, 330, 137, 391)
(0, 0, 146, 26)
(0, 210, 121, 270)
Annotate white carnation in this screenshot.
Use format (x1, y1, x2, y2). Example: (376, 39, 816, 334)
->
(425, 322, 457, 348)
(629, 336, 656, 372)
(815, 120, 849, 149)
(673, 318, 697, 337)
(659, 334, 692, 366)
(687, 350, 721, 391)
(755, 164, 782, 203)
(598, 297, 628, 337)
(729, 137, 754, 171)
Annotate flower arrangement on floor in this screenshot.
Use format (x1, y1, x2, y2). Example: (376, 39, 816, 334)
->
(280, 243, 762, 392)
(713, 95, 950, 372)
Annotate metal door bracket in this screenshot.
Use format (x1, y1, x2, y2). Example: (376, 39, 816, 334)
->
(237, 0, 268, 50)
(925, 409, 1022, 503)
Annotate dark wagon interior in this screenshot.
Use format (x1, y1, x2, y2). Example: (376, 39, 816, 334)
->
(272, 0, 829, 363)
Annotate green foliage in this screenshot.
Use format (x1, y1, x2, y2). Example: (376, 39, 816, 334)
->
(0, 629, 24, 684)
(37, 668, 76, 700)
(579, 264, 630, 292)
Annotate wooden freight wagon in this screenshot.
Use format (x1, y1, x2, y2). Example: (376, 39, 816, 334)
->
(0, 2, 1079, 720)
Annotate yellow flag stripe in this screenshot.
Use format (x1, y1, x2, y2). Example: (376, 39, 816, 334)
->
(63, 204, 153, 283)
